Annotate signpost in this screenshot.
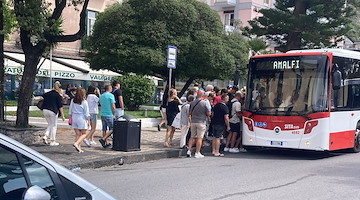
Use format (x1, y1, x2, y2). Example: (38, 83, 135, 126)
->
(167, 46, 177, 90)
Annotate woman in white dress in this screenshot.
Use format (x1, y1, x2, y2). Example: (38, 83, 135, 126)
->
(69, 87, 90, 153)
(84, 85, 101, 145)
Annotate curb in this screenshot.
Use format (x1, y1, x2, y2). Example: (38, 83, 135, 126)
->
(65, 146, 212, 170)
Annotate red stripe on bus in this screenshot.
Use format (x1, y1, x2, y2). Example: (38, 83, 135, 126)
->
(242, 112, 329, 131)
(308, 112, 330, 119)
(329, 131, 355, 151)
(252, 52, 333, 59)
(243, 111, 329, 120)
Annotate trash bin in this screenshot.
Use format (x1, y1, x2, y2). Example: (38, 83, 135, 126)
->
(112, 118, 141, 152)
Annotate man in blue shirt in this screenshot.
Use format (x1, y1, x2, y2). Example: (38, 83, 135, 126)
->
(99, 85, 116, 148)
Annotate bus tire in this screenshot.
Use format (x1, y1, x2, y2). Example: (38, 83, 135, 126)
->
(244, 146, 262, 152)
(351, 129, 360, 153)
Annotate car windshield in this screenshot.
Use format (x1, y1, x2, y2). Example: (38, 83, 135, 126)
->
(246, 55, 329, 116)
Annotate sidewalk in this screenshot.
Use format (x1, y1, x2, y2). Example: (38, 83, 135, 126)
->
(6, 116, 211, 170)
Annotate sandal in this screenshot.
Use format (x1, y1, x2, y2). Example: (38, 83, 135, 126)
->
(213, 153, 224, 157)
(73, 143, 81, 152)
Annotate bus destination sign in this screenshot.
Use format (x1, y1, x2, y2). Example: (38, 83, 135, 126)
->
(273, 60, 300, 70)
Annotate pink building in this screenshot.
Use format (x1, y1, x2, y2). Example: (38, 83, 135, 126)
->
(4, 0, 122, 99)
(199, 0, 274, 32)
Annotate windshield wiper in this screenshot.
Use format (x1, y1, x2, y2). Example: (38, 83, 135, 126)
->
(249, 107, 274, 117)
(285, 107, 312, 120)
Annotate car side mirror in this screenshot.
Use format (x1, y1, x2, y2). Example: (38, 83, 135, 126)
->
(22, 185, 51, 200)
(332, 70, 342, 90)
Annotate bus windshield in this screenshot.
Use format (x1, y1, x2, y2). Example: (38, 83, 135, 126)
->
(246, 55, 329, 116)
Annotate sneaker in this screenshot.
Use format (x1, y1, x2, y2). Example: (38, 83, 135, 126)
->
(84, 138, 91, 146)
(186, 150, 192, 158)
(99, 139, 107, 148)
(224, 147, 230, 152)
(90, 141, 97, 145)
(194, 153, 204, 158)
(42, 135, 48, 145)
(49, 141, 59, 146)
(229, 148, 240, 153)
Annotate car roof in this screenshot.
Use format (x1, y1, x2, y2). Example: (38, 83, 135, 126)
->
(0, 133, 98, 192)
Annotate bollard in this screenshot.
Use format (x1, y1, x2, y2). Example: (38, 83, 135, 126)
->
(143, 109, 148, 117)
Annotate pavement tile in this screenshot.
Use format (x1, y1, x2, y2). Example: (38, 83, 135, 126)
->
(28, 127, 194, 169)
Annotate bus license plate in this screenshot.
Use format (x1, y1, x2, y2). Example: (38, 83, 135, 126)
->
(270, 141, 283, 146)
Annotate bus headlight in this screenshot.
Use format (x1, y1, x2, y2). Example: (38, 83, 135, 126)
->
(304, 120, 318, 134)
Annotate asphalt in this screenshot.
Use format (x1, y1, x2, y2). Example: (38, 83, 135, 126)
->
(23, 121, 211, 170)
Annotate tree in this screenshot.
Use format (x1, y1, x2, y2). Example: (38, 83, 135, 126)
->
(244, 0, 360, 52)
(347, 8, 360, 44)
(117, 75, 155, 110)
(0, 1, 16, 122)
(248, 38, 271, 56)
(86, 0, 249, 96)
(12, 0, 89, 127)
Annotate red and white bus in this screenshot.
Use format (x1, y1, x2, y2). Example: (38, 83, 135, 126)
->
(242, 49, 360, 152)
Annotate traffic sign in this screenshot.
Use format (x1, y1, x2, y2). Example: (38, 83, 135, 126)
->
(167, 46, 177, 69)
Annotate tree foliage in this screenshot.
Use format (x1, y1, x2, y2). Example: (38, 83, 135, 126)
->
(12, 0, 89, 127)
(86, 0, 249, 82)
(347, 8, 360, 43)
(244, 0, 360, 52)
(3, 1, 17, 39)
(116, 75, 155, 110)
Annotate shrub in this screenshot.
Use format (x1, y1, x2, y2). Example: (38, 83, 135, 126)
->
(116, 74, 155, 110)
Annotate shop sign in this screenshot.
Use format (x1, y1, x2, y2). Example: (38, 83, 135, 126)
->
(54, 71, 76, 78)
(5, 66, 49, 77)
(89, 74, 115, 81)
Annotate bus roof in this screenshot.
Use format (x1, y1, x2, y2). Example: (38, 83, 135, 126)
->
(252, 49, 360, 60)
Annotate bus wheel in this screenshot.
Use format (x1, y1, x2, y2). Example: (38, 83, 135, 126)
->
(351, 129, 360, 153)
(244, 146, 262, 152)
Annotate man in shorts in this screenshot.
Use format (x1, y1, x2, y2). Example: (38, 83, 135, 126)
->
(211, 94, 230, 157)
(112, 80, 125, 120)
(224, 91, 243, 153)
(99, 85, 116, 148)
(187, 90, 211, 158)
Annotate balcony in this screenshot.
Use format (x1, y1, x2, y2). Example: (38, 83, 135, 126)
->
(214, 0, 237, 7)
(224, 25, 235, 32)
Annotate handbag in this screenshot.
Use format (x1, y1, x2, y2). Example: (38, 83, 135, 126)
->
(36, 99, 44, 110)
(171, 113, 181, 129)
(68, 116, 73, 125)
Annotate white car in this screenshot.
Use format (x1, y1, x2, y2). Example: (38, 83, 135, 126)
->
(0, 133, 116, 200)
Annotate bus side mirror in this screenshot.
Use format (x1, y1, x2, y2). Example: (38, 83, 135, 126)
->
(332, 70, 342, 90)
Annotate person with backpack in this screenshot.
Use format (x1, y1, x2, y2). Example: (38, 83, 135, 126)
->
(211, 94, 230, 157)
(224, 91, 243, 153)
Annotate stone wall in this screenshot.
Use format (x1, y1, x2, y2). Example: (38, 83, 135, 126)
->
(0, 122, 45, 145)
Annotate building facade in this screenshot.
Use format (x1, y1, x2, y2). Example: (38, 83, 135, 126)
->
(4, 0, 123, 100)
(199, 0, 274, 32)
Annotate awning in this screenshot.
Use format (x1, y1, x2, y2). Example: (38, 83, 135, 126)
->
(55, 57, 121, 81)
(4, 52, 121, 81)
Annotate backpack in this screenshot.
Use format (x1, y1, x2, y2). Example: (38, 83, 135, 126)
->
(227, 100, 235, 118)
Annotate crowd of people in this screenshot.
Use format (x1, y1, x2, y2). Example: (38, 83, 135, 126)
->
(158, 84, 247, 158)
(40, 80, 246, 156)
(40, 80, 124, 153)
